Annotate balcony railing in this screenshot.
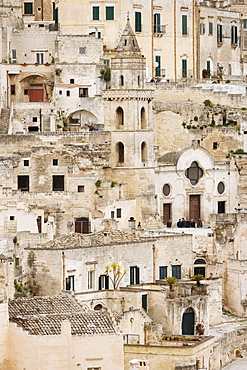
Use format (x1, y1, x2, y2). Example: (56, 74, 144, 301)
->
(154, 24, 166, 34)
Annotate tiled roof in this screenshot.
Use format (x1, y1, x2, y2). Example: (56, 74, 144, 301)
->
(9, 295, 116, 336)
(34, 228, 144, 249)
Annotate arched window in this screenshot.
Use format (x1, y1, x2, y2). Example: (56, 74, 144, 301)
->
(141, 142, 147, 162)
(117, 142, 124, 163)
(116, 107, 124, 128)
(185, 161, 203, 185)
(120, 75, 124, 86)
(141, 107, 146, 129)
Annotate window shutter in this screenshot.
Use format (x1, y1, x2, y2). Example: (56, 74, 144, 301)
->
(182, 15, 187, 35)
(66, 277, 71, 291)
(154, 13, 161, 33)
(172, 265, 181, 279)
(106, 6, 114, 20)
(105, 275, 109, 289)
(182, 59, 187, 78)
(136, 267, 140, 284)
(130, 267, 134, 285)
(155, 55, 161, 77)
(99, 276, 102, 290)
(159, 266, 167, 279)
(142, 294, 147, 311)
(135, 12, 142, 33)
(93, 6, 99, 20)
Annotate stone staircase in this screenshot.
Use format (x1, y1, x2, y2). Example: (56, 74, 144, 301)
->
(0, 108, 10, 133)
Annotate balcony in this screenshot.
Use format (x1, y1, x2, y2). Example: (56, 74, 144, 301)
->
(154, 25, 166, 35)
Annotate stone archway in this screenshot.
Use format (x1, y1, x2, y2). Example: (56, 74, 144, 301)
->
(68, 110, 98, 131)
(19, 74, 52, 102)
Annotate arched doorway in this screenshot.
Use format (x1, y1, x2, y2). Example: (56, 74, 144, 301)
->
(194, 258, 206, 277)
(182, 307, 195, 335)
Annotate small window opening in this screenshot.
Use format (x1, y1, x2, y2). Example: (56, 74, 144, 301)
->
(24, 159, 29, 166)
(32, 117, 38, 122)
(53, 159, 58, 166)
(10, 216, 15, 221)
(66, 90, 70, 97)
(78, 185, 84, 193)
(70, 79, 75, 84)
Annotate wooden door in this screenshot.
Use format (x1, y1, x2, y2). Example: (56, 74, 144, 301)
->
(189, 195, 200, 222)
(163, 203, 171, 225)
(29, 89, 44, 102)
(75, 218, 90, 234)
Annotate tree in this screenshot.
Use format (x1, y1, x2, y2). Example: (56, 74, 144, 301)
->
(105, 262, 126, 289)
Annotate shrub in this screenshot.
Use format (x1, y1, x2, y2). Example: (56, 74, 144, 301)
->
(204, 99, 213, 107)
(226, 80, 231, 83)
(194, 116, 198, 121)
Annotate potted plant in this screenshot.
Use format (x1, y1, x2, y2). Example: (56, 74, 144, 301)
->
(191, 274, 204, 287)
(166, 276, 177, 298)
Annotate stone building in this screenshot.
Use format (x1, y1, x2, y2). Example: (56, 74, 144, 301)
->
(0, 294, 124, 369)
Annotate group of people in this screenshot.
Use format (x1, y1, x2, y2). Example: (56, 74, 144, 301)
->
(166, 218, 203, 228)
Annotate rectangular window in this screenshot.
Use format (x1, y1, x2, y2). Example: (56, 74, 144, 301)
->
(53, 159, 58, 166)
(244, 19, 247, 29)
(24, 89, 29, 95)
(182, 14, 188, 35)
(70, 79, 75, 84)
(135, 12, 142, 33)
(66, 275, 75, 291)
(66, 90, 70, 97)
(200, 22, 205, 35)
(79, 47, 86, 55)
(142, 294, 147, 311)
(111, 211, 114, 218)
(159, 266, 167, 279)
(93, 6, 99, 20)
(130, 266, 140, 285)
(154, 13, 161, 33)
(59, 90, 62, 95)
(172, 265, 181, 279)
(52, 175, 64, 191)
(182, 59, 187, 78)
(78, 185, 84, 193)
(106, 6, 114, 20)
(79, 88, 89, 97)
(213, 142, 218, 150)
(24, 159, 29, 166)
(10, 216, 15, 221)
(155, 55, 161, 77)
(217, 24, 222, 43)
(209, 22, 213, 35)
(36, 52, 44, 64)
(231, 26, 238, 44)
(88, 270, 94, 289)
(116, 208, 121, 218)
(24, 2, 33, 14)
(99, 275, 109, 290)
(32, 117, 37, 122)
(218, 201, 225, 214)
(12, 50, 17, 63)
(18, 175, 29, 191)
(11, 85, 16, 95)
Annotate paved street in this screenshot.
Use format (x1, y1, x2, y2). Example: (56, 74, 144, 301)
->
(223, 357, 247, 369)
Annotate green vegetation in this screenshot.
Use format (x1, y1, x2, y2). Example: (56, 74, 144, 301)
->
(203, 99, 213, 107)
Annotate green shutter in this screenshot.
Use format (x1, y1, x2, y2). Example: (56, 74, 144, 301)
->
(209, 22, 213, 35)
(159, 266, 167, 279)
(135, 12, 142, 33)
(154, 13, 161, 33)
(172, 265, 181, 279)
(136, 267, 140, 284)
(182, 15, 187, 35)
(106, 6, 114, 20)
(130, 267, 135, 285)
(142, 294, 147, 311)
(93, 6, 99, 20)
(182, 59, 187, 78)
(155, 55, 161, 77)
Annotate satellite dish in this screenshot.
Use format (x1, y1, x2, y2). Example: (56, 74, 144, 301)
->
(154, 62, 159, 67)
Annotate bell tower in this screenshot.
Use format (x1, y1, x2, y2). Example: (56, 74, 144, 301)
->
(102, 15, 157, 226)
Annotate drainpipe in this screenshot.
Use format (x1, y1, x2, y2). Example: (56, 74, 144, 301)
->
(62, 252, 66, 290)
(152, 244, 156, 283)
(39, 108, 42, 131)
(192, 0, 195, 79)
(151, 0, 154, 78)
(174, 0, 177, 82)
